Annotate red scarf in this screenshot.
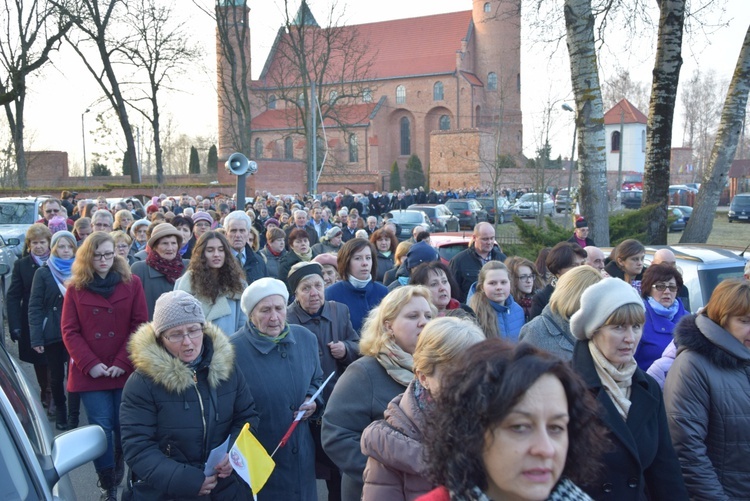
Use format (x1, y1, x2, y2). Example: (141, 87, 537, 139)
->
(146, 248, 184, 284)
(266, 244, 282, 257)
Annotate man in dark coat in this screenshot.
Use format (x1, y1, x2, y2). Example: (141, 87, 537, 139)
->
(224, 211, 269, 286)
(448, 222, 506, 302)
(567, 217, 595, 248)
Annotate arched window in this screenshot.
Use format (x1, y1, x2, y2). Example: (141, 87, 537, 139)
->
(349, 134, 358, 163)
(433, 81, 444, 101)
(297, 93, 305, 107)
(396, 85, 406, 104)
(476, 105, 482, 127)
(254, 138, 263, 159)
(484, 2, 491, 12)
(363, 88, 373, 103)
(611, 131, 621, 152)
(284, 137, 294, 159)
(268, 94, 276, 109)
(487, 72, 498, 91)
(400, 117, 411, 156)
(439, 115, 451, 130)
(641, 129, 646, 152)
(329, 90, 338, 104)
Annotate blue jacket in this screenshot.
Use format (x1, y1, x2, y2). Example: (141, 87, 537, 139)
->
(467, 283, 525, 342)
(635, 298, 687, 371)
(325, 279, 388, 333)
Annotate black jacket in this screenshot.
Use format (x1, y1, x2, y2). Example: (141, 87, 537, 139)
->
(28, 265, 64, 348)
(240, 243, 269, 287)
(529, 283, 554, 320)
(278, 250, 304, 288)
(572, 341, 687, 501)
(7, 256, 45, 364)
(567, 234, 595, 247)
(285, 225, 319, 248)
(448, 244, 507, 302)
(121, 322, 258, 500)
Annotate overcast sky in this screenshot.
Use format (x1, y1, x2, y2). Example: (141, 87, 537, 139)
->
(22, 0, 750, 173)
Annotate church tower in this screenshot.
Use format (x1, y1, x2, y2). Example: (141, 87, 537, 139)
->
(471, 0, 523, 159)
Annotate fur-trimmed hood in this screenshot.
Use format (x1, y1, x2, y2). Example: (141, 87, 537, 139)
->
(128, 321, 236, 394)
(674, 314, 750, 371)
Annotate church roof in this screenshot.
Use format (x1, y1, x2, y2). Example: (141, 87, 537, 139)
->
(257, 10, 473, 85)
(729, 159, 750, 178)
(293, 1, 319, 27)
(251, 101, 381, 131)
(604, 99, 648, 125)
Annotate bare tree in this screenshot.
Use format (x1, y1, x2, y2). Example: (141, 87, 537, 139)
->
(681, 25, 750, 243)
(118, 0, 201, 185)
(53, 0, 141, 183)
(602, 66, 650, 112)
(680, 68, 723, 179)
(0, 0, 71, 187)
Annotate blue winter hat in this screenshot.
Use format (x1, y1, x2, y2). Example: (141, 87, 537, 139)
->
(405, 241, 439, 270)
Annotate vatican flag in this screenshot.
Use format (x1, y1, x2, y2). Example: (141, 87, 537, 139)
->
(229, 423, 275, 494)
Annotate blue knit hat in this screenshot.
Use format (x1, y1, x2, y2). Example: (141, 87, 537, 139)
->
(405, 241, 439, 270)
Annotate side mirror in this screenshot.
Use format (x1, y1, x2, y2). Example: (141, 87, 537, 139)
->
(6, 238, 20, 246)
(50, 425, 106, 480)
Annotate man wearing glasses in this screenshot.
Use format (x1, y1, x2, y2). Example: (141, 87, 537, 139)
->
(449, 221, 507, 302)
(37, 198, 74, 230)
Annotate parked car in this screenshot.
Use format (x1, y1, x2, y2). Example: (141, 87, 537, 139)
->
(728, 193, 750, 223)
(407, 204, 460, 232)
(621, 190, 642, 209)
(0, 197, 49, 256)
(444, 199, 489, 229)
(0, 341, 106, 498)
(554, 189, 574, 213)
(429, 232, 475, 265)
(0, 236, 18, 294)
(668, 205, 692, 232)
(0, 263, 7, 346)
(512, 193, 555, 218)
(386, 209, 435, 240)
(107, 197, 145, 213)
(475, 197, 514, 224)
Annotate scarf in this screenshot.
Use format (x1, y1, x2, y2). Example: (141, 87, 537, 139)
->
(380, 250, 392, 258)
(266, 244, 282, 257)
(348, 274, 372, 289)
(32, 250, 50, 266)
(588, 341, 637, 420)
(47, 256, 74, 295)
(647, 296, 680, 321)
(448, 478, 591, 501)
(185, 345, 205, 371)
(250, 322, 290, 345)
(87, 271, 121, 298)
(179, 242, 189, 257)
(294, 249, 313, 262)
(375, 340, 414, 386)
(146, 248, 184, 284)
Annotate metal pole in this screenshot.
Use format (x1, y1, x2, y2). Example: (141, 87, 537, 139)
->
(310, 81, 317, 195)
(617, 109, 624, 205)
(562, 103, 576, 229)
(82, 108, 89, 185)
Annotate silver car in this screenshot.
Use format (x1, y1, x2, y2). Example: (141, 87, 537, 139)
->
(513, 193, 555, 218)
(0, 197, 49, 257)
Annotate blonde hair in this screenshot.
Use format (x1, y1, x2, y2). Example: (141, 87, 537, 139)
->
(249, 227, 260, 252)
(469, 261, 509, 339)
(25, 223, 51, 251)
(359, 286, 436, 357)
(413, 317, 484, 377)
(69, 232, 132, 290)
(393, 241, 412, 266)
(602, 303, 645, 328)
(109, 230, 132, 246)
(704, 279, 750, 329)
(549, 265, 602, 320)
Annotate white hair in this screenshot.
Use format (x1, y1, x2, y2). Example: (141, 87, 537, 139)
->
(223, 210, 252, 230)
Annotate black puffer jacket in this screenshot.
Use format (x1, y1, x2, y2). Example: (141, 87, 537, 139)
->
(120, 322, 259, 500)
(28, 265, 64, 347)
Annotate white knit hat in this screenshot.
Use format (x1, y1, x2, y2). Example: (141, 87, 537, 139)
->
(241, 277, 289, 316)
(570, 277, 645, 340)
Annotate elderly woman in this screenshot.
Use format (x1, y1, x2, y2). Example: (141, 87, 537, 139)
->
(312, 226, 344, 256)
(131, 223, 187, 319)
(604, 238, 646, 294)
(61, 232, 148, 499)
(519, 265, 602, 360)
(312, 253, 339, 288)
(409, 261, 472, 317)
(231, 278, 323, 501)
(370, 228, 398, 283)
(665, 279, 750, 499)
(634, 263, 688, 371)
(175, 231, 247, 337)
(278, 228, 313, 289)
(74, 216, 93, 244)
(361, 317, 484, 500)
(505, 256, 544, 322)
(128, 219, 149, 260)
(28, 231, 81, 430)
(325, 238, 389, 333)
(569, 278, 687, 499)
(7, 223, 52, 408)
(120, 291, 258, 500)
(110, 230, 134, 265)
(260, 227, 287, 278)
(529, 242, 587, 319)
(113, 209, 134, 232)
(323, 286, 436, 501)
(418, 341, 606, 501)
(286, 261, 360, 500)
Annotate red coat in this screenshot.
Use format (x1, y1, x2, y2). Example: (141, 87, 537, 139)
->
(61, 276, 148, 392)
(416, 487, 450, 501)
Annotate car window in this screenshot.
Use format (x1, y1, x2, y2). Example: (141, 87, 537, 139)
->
(0, 203, 37, 225)
(731, 196, 750, 208)
(447, 202, 467, 210)
(698, 267, 745, 306)
(436, 243, 468, 262)
(0, 350, 43, 455)
(391, 212, 423, 224)
(0, 412, 41, 500)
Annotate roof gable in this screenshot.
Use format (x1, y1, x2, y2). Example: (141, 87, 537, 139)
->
(604, 99, 648, 125)
(251, 102, 379, 131)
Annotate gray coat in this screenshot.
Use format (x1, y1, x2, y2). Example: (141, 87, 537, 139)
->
(259, 246, 286, 280)
(130, 259, 188, 320)
(231, 323, 323, 501)
(322, 356, 408, 501)
(518, 304, 575, 360)
(665, 314, 750, 500)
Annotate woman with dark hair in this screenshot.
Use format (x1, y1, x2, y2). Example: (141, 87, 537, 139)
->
(325, 238, 389, 332)
(665, 279, 750, 499)
(171, 215, 195, 259)
(370, 228, 398, 283)
(505, 256, 544, 322)
(604, 239, 646, 294)
(635, 263, 688, 371)
(174, 231, 247, 336)
(418, 341, 607, 501)
(569, 278, 687, 500)
(529, 242, 587, 320)
(278, 227, 313, 288)
(62, 232, 148, 499)
(410, 261, 472, 317)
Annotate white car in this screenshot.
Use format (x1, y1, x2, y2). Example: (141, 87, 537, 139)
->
(512, 193, 555, 218)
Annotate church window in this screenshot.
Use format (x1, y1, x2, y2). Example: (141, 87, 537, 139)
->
(349, 134, 358, 163)
(254, 138, 263, 159)
(400, 117, 411, 155)
(284, 137, 294, 159)
(487, 72, 498, 91)
(439, 115, 451, 130)
(484, 2, 491, 13)
(396, 85, 406, 104)
(329, 90, 338, 104)
(611, 131, 621, 152)
(268, 94, 276, 109)
(433, 81, 444, 101)
(363, 88, 372, 102)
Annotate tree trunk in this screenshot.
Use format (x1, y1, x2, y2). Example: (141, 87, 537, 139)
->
(564, 0, 609, 246)
(101, 54, 140, 183)
(642, 0, 686, 245)
(4, 94, 26, 188)
(681, 25, 750, 243)
(153, 95, 164, 185)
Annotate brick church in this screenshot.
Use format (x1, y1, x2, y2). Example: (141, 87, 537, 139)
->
(216, 0, 523, 193)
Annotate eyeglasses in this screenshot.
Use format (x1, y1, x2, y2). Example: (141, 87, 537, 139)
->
(518, 274, 536, 281)
(94, 223, 112, 229)
(45, 209, 60, 214)
(163, 327, 203, 344)
(93, 251, 115, 261)
(652, 284, 678, 292)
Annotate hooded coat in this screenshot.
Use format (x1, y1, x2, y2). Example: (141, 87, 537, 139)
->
(120, 322, 258, 500)
(664, 314, 750, 500)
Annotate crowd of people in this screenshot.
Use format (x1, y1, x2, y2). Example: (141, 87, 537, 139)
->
(5, 189, 750, 501)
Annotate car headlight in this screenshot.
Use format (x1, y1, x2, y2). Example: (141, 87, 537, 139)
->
(728, 210, 735, 216)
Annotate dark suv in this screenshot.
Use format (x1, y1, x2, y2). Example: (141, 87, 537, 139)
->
(444, 199, 489, 229)
(621, 190, 642, 209)
(728, 193, 750, 223)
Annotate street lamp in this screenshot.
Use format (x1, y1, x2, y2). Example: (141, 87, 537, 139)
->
(82, 108, 90, 184)
(562, 103, 577, 229)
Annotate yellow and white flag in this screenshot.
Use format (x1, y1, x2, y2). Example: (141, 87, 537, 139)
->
(229, 423, 275, 494)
